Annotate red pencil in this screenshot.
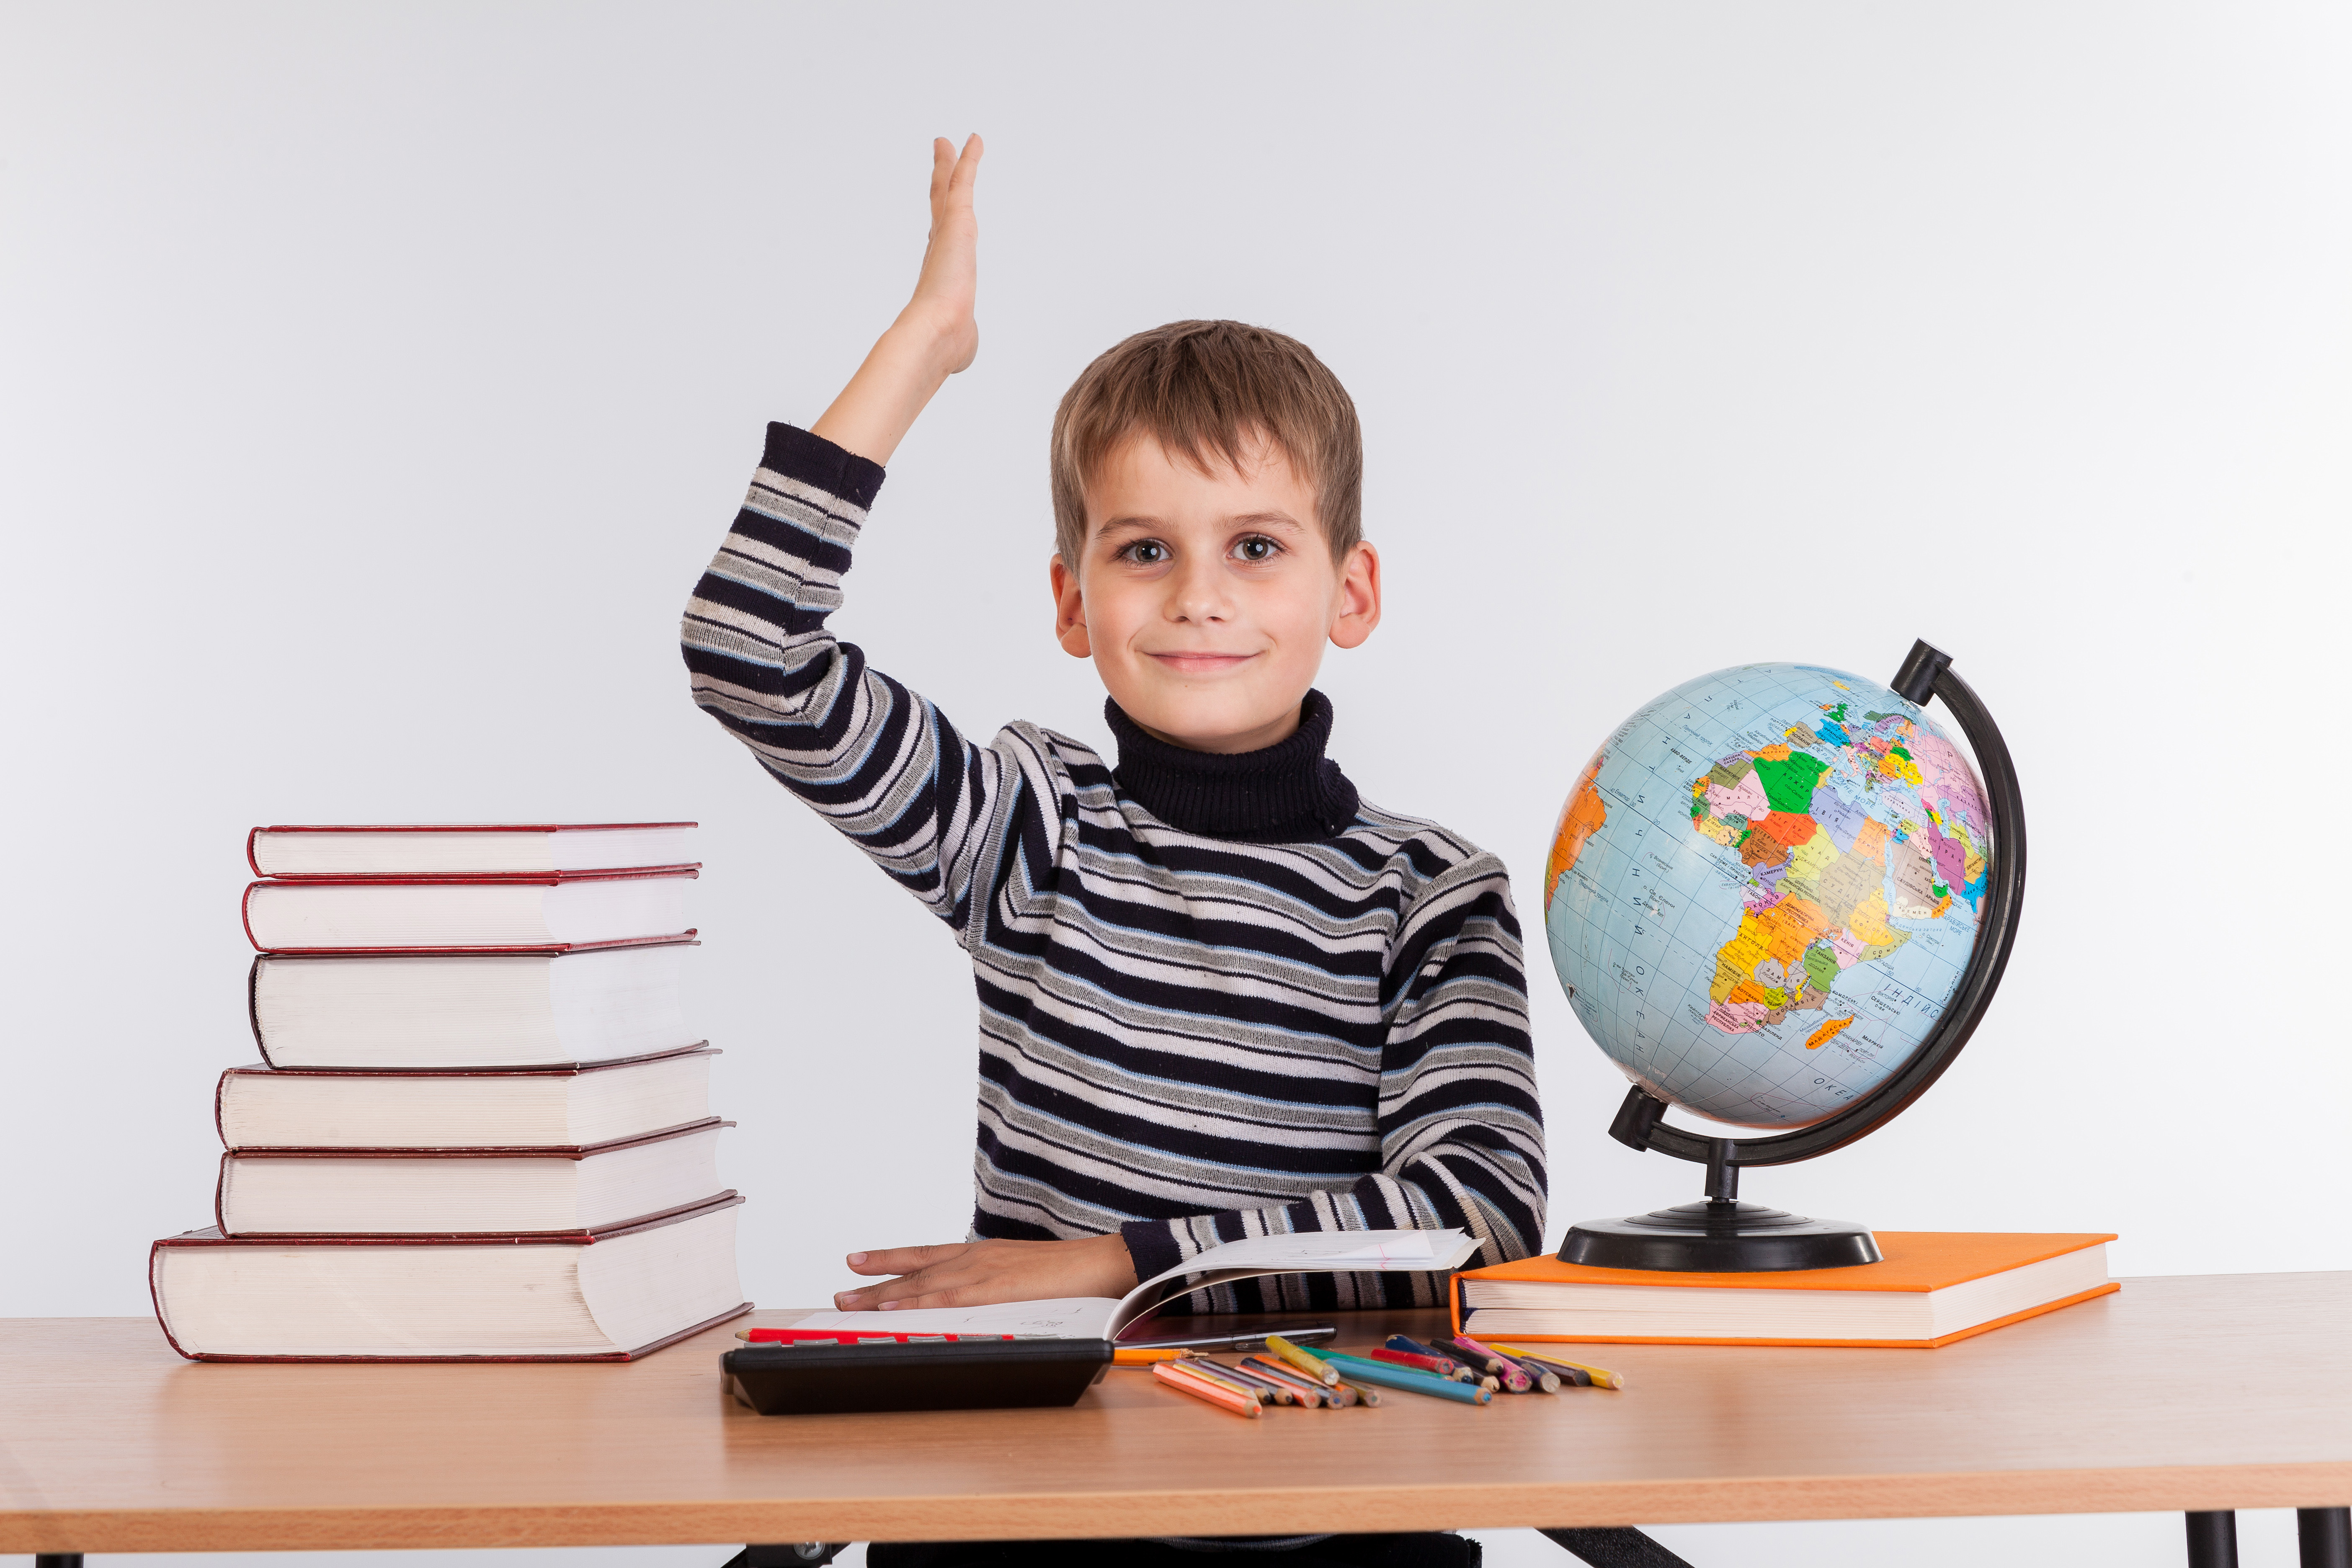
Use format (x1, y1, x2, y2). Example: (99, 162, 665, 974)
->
(1371, 1346, 1473, 1381)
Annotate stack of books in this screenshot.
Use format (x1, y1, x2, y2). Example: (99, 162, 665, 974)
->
(150, 823, 750, 1362)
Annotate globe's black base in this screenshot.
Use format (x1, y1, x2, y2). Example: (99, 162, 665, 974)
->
(1559, 1200, 1883, 1272)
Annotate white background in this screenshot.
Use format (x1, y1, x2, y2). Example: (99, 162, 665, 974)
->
(4, 4, 2347, 1565)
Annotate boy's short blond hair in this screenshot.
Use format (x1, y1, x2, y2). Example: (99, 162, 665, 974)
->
(1050, 320, 1363, 566)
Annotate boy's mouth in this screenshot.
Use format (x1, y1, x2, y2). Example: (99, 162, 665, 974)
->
(1147, 652, 1258, 677)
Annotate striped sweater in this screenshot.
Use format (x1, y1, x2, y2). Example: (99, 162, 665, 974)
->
(681, 424, 1547, 1306)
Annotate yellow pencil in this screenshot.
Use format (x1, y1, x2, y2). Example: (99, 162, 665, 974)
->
(1266, 1333, 1341, 1386)
(1492, 1345, 1627, 1390)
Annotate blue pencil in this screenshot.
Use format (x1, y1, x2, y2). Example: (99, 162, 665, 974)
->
(1320, 1351, 1493, 1405)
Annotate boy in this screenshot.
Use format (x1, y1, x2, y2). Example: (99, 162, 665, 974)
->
(682, 137, 1546, 1321)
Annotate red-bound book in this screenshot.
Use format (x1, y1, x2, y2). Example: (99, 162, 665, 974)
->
(150, 1195, 748, 1362)
(248, 821, 697, 879)
(214, 1119, 732, 1238)
(217, 1047, 719, 1149)
(243, 867, 697, 954)
(248, 941, 699, 1070)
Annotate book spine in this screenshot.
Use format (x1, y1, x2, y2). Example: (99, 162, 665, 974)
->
(150, 1238, 198, 1362)
(247, 955, 273, 1066)
(246, 825, 266, 878)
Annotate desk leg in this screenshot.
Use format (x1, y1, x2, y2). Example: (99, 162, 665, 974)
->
(724, 1546, 847, 1567)
(34, 1557, 83, 1568)
(2301, 1508, 2351, 1568)
(2187, 1511, 2239, 1567)
(1540, 1527, 1694, 1566)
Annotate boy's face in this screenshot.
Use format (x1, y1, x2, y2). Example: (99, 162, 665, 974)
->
(1049, 433, 1380, 755)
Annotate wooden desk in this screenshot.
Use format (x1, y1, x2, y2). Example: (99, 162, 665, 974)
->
(3, 1274, 2349, 1556)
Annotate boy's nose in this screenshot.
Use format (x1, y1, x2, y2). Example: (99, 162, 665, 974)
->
(1166, 560, 1233, 623)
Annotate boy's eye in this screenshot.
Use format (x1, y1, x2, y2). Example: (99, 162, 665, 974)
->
(1233, 536, 1282, 563)
(1121, 540, 1169, 565)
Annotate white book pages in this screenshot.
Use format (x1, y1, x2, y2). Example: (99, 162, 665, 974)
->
(787, 1227, 1478, 1341)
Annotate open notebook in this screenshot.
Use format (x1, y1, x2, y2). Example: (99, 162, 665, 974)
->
(787, 1228, 1483, 1342)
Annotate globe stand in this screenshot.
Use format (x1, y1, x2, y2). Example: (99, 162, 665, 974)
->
(1560, 1137, 1883, 1271)
(1557, 639, 2027, 1273)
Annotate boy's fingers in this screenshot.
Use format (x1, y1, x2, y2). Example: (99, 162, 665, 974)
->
(882, 1283, 988, 1311)
(845, 1242, 967, 1275)
(950, 134, 984, 194)
(929, 137, 955, 203)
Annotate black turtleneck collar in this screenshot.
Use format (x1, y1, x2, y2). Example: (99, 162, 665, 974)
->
(1105, 689, 1361, 841)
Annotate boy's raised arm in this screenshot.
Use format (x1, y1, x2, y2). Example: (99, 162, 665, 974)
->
(680, 132, 1032, 941)
(808, 134, 982, 465)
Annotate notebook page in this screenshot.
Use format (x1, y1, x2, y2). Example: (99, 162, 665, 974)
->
(1130, 1227, 1473, 1295)
(781, 1297, 1121, 1338)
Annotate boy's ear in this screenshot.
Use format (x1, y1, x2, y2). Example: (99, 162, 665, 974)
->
(1328, 541, 1382, 650)
(1049, 554, 1091, 658)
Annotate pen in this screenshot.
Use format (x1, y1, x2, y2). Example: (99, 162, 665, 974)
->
(1119, 1325, 1339, 1351)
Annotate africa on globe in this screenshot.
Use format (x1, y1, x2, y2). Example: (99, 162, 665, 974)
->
(1544, 663, 1996, 1131)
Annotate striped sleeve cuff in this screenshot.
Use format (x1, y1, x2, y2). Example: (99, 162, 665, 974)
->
(761, 421, 887, 510)
(1119, 1217, 1188, 1284)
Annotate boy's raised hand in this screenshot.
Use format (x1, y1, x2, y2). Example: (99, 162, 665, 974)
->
(909, 134, 982, 373)
(832, 1232, 1138, 1313)
(808, 133, 983, 467)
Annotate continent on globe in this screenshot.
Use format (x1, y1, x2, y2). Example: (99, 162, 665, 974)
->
(1688, 702, 1988, 1038)
(1545, 751, 1608, 909)
(1544, 665, 1998, 1129)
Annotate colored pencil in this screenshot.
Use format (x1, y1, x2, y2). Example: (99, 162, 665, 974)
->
(1326, 1378, 1378, 1406)
(1153, 1360, 1262, 1417)
(1371, 1346, 1472, 1380)
(1112, 1347, 1189, 1365)
(1326, 1350, 1489, 1400)
(1498, 1352, 1561, 1393)
(1238, 1356, 1333, 1407)
(1173, 1354, 1274, 1403)
(1384, 1334, 1468, 1372)
(1266, 1333, 1341, 1386)
(1443, 1335, 1535, 1393)
(1318, 1354, 1490, 1405)
(1202, 1358, 1297, 1405)
(1492, 1346, 1626, 1390)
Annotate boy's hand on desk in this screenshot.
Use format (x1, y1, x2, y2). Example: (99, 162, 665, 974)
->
(833, 1233, 1138, 1311)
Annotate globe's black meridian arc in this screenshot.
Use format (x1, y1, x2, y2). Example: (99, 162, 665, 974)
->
(1611, 639, 2029, 1170)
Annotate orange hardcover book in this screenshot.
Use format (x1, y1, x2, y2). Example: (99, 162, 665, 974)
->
(1451, 1232, 2118, 1349)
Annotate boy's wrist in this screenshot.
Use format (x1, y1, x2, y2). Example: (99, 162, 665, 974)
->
(883, 309, 970, 379)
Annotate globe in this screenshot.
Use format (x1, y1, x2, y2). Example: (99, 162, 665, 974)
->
(1542, 662, 1997, 1132)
